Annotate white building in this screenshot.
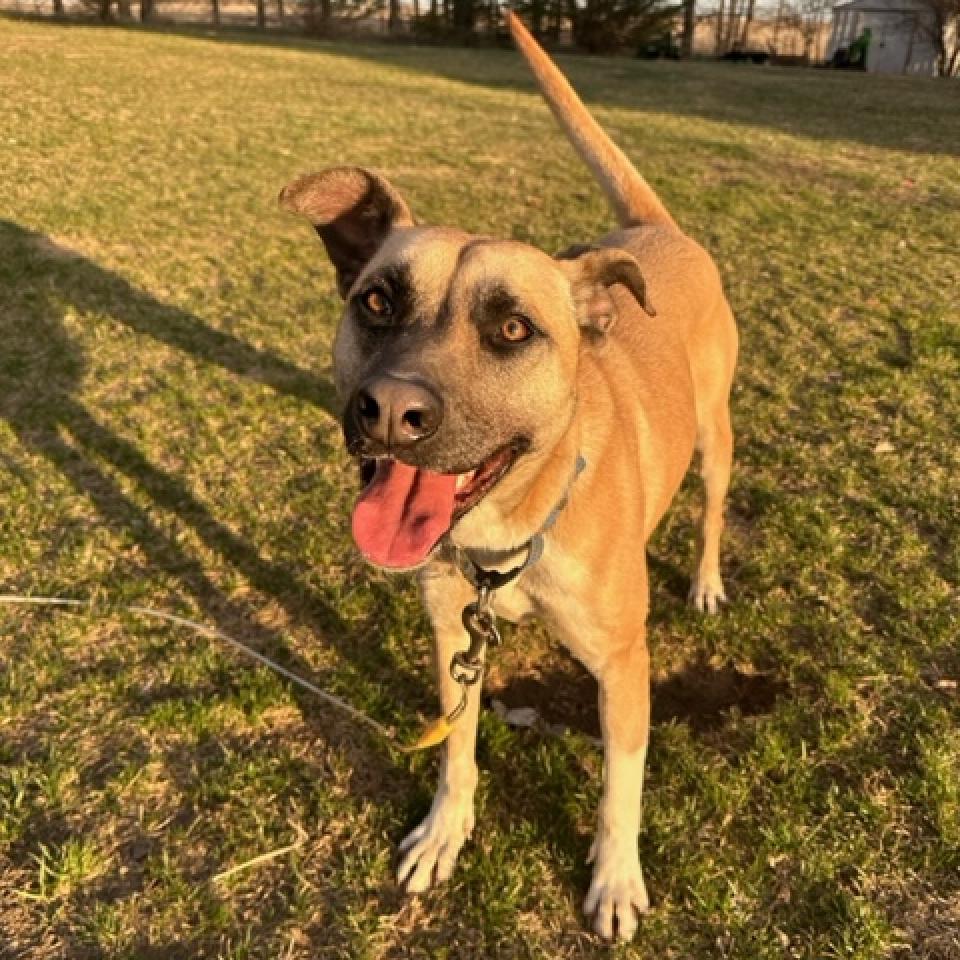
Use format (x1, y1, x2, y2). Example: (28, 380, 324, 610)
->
(828, 0, 950, 75)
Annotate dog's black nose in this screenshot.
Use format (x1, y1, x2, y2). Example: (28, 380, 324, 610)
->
(353, 376, 442, 448)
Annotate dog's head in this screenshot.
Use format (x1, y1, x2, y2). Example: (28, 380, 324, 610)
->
(281, 166, 653, 570)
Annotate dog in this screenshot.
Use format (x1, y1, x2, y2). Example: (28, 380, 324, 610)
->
(280, 13, 737, 941)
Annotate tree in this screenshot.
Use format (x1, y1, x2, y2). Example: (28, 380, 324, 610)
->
(530, 0, 545, 35)
(300, 0, 381, 32)
(913, 0, 960, 75)
(738, 0, 756, 45)
(681, 0, 695, 55)
(510, 0, 567, 40)
(714, 0, 725, 51)
(713, 0, 759, 53)
(571, 0, 681, 52)
(778, 0, 831, 59)
(451, 0, 476, 33)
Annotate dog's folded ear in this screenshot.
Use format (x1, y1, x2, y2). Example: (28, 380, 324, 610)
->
(279, 167, 414, 298)
(556, 244, 655, 334)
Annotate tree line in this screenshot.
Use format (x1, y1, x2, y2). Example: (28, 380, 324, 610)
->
(61, 0, 691, 54)
(45, 0, 960, 74)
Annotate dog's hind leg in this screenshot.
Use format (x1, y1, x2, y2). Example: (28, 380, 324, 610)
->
(688, 399, 733, 614)
(398, 568, 481, 893)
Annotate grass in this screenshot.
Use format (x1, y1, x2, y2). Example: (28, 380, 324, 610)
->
(1, 15, 958, 959)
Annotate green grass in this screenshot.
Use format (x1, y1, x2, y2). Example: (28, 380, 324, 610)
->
(1, 15, 959, 959)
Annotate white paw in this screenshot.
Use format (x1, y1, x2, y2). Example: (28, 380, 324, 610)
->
(397, 792, 475, 894)
(688, 574, 727, 615)
(584, 844, 650, 941)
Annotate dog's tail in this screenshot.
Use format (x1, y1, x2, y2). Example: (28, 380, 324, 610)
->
(506, 12, 677, 231)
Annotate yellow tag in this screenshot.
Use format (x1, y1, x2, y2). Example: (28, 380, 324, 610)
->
(401, 714, 456, 753)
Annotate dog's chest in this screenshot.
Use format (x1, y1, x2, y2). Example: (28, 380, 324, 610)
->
(489, 580, 537, 624)
(487, 564, 608, 674)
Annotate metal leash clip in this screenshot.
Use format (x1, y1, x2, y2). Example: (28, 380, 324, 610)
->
(402, 587, 501, 751)
(451, 586, 500, 687)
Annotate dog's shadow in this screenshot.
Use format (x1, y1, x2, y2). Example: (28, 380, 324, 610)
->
(0, 218, 434, 953)
(0, 218, 364, 676)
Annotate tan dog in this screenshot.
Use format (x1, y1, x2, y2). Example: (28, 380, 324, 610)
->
(280, 13, 736, 941)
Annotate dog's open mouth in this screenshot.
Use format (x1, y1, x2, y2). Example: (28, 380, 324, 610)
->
(351, 445, 518, 569)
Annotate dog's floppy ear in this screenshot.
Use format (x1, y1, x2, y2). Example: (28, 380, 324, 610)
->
(279, 167, 414, 298)
(556, 244, 655, 334)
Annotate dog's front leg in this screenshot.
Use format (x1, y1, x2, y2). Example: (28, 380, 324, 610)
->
(398, 567, 480, 893)
(585, 635, 651, 941)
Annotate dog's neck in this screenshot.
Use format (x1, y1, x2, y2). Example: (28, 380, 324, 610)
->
(451, 454, 587, 593)
(447, 417, 582, 564)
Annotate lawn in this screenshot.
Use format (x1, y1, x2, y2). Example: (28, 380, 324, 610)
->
(1, 16, 958, 959)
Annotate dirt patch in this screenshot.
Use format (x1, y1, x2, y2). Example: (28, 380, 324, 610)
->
(487, 650, 786, 738)
(651, 657, 787, 732)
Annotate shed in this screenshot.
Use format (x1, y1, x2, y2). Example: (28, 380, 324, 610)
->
(828, 0, 945, 74)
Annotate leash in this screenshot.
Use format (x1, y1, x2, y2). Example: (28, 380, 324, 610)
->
(0, 594, 399, 748)
(1, 457, 586, 756)
(404, 455, 586, 752)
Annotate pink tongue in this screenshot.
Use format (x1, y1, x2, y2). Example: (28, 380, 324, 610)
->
(351, 460, 458, 568)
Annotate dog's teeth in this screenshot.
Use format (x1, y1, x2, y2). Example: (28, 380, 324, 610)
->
(456, 471, 477, 492)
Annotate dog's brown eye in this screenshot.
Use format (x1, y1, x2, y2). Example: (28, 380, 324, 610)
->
(361, 287, 392, 318)
(499, 316, 533, 343)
